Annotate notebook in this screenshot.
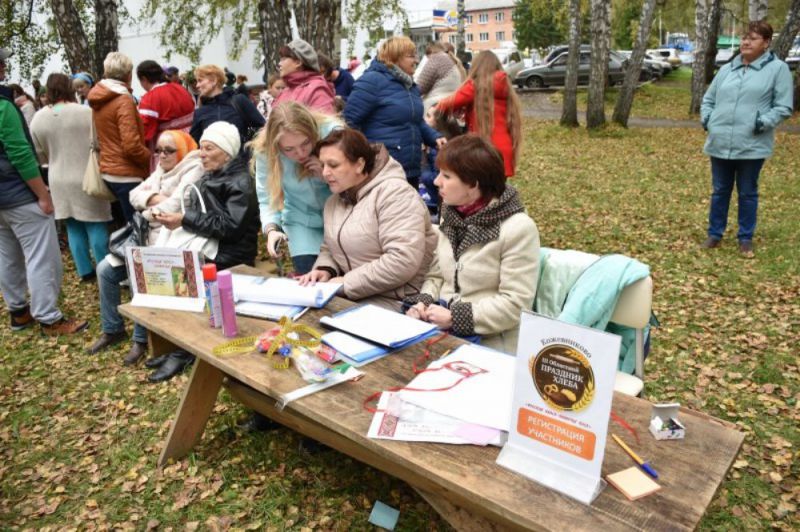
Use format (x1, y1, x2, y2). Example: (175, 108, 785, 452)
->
(321, 331, 389, 366)
(606, 467, 661, 501)
(234, 301, 307, 321)
(231, 274, 341, 308)
(319, 304, 438, 349)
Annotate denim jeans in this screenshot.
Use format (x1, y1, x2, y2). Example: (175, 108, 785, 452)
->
(97, 257, 148, 343)
(708, 157, 765, 242)
(65, 218, 109, 277)
(291, 254, 317, 275)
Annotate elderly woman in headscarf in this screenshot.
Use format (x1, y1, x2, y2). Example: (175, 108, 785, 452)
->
(71, 72, 94, 105)
(148, 121, 260, 382)
(88, 130, 204, 365)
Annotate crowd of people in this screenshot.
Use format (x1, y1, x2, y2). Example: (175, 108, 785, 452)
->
(0, 20, 792, 386)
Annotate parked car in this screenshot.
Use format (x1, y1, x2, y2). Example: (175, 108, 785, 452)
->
(618, 50, 665, 80)
(644, 52, 672, 73)
(514, 50, 626, 89)
(646, 48, 682, 68)
(492, 48, 525, 82)
(786, 37, 800, 71)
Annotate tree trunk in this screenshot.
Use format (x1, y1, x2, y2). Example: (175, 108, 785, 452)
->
(293, 0, 341, 59)
(456, 0, 466, 62)
(703, 0, 722, 84)
(586, 0, 611, 129)
(48, 0, 93, 75)
(748, 0, 768, 21)
(258, 0, 293, 77)
(612, 0, 658, 127)
(94, 0, 119, 79)
(772, 0, 800, 59)
(561, 0, 582, 127)
(690, 0, 709, 115)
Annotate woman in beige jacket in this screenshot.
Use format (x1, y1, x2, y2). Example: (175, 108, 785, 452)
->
(298, 128, 437, 310)
(405, 134, 539, 354)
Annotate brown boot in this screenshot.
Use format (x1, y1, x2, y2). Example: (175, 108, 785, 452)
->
(87, 331, 127, 354)
(123, 341, 148, 366)
(700, 237, 721, 249)
(41, 317, 88, 337)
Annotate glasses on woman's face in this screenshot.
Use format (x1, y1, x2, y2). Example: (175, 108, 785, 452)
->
(155, 147, 177, 155)
(741, 34, 764, 42)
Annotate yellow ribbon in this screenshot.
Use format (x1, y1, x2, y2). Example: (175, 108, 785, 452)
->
(211, 316, 322, 369)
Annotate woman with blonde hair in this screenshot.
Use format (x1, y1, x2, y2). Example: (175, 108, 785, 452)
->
(344, 36, 444, 189)
(436, 50, 522, 177)
(252, 101, 340, 274)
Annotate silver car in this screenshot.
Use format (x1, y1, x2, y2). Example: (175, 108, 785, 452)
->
(514, 51, 626, 89)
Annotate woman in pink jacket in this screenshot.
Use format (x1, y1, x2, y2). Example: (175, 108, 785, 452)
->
(273, 39, 336, 115)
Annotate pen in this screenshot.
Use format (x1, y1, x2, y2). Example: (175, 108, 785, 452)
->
(611, 434, 659, 479)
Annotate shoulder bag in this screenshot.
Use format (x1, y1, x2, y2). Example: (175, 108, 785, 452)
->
(82, 118, 116, 201)
(153, 183, 219, 260)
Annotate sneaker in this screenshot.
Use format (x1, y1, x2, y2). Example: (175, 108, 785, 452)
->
(700, 237, 721, 249)
(41, 317, 89, 337)
(10, 306, 34, 331)
(739, 240, 754, 258)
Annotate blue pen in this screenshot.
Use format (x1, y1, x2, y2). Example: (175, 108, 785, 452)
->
(611, 434, 659, 479)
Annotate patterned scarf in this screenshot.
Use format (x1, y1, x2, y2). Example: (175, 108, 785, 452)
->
(440, 185, 525, 260)
(389, 64, 414, 90)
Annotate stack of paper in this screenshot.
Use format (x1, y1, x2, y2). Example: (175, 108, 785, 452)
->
(321, 331, 389, 366)
(231, 274, 341, 308)
(320, 304, 438, 349)
(234, 301, 306, 321)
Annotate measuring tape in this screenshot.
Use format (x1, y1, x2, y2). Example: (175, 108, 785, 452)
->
(211, 316, 322, 368)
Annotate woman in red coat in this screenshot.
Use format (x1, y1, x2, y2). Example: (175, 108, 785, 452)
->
(436, 51, 522, 177)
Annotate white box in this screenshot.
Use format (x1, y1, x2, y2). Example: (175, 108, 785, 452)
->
(649, 403, 685, 440)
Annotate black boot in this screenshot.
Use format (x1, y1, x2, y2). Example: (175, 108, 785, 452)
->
(144, 353, 170, 368)
(148, 350, 194, 382)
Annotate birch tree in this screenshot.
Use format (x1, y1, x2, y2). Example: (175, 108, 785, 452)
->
(749, 0, 769, 21)
(48, 0, 94, 74)
(689, 0, 709, 114)
(772, 0, 800, 59)
(456, 0, 466, 62)
(703, 0, 722, 84)
(257, 0, 293, 75)
(586, 0, 611, 129)
(561, 0, 582, 127)
(94, 0, 119, 77)
(612, 0, 658, 126)
(293, 0, 341, 60)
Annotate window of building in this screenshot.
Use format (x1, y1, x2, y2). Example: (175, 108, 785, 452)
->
(495, 11, 504, 22)
(478, 13, 488, 24)
(466, 15, 473, 24)
(496, 31, 505, 41)
(449, 35, 457, 44)
(479, 32, 489, 42)
(466, 33, 474, 43)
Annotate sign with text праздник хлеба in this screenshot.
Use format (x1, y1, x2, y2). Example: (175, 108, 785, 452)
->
(496, 311, 620, 505)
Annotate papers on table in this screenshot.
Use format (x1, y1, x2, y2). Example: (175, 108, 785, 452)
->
(397, 344, 516, 431)
(321, 331, 389, 366)
(320, 304, 438, 349)
(367, 392, 506, 446)
(234, 301, 307, 321)
(231, 274, 341, 308)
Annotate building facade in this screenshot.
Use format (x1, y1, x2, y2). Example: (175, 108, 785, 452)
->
(437, 0, 516, 52)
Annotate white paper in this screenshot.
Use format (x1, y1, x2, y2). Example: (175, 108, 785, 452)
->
(276, 367, 364, 410)
(231, 274, 342, 308)
(235, 300, 306, 320)
(397, 344, 516, 431)
(320, 304, 437, 348)
(368, 392, 506, 446)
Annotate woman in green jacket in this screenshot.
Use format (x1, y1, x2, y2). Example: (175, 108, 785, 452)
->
(700, 21, 793, 257)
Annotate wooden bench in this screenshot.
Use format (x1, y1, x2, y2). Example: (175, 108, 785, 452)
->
(120, 266, 743, 531)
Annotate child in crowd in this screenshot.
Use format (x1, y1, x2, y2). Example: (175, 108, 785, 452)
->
(257, 73, 286, 119)
(420, 106, 462, 219)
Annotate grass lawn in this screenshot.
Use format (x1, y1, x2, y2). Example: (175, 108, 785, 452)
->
(1, 119, 799, 529)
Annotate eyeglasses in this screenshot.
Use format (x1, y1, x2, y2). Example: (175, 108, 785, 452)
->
(155, 147, 177, 155)
(741, 34, 764, 42)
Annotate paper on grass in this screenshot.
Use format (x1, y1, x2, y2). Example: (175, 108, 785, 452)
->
(397, 344, 516, 431)
(320, 304, 437, 348)
(231, 274, 341, 308)
(367, 392, 506, 446)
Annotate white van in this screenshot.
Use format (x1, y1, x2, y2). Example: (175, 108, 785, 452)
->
(491, 48, 525, 82)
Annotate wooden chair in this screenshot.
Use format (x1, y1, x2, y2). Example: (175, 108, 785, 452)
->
(609, 275, 653, 397)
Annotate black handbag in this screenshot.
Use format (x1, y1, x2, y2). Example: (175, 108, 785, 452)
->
(109, 211, 150, 259)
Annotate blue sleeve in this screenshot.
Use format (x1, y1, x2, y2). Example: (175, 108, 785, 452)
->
(700, 67, 725, 129)
(420, 119, 442, 147)
(758, 63, 794, 131)
(343, 74, 380, 129)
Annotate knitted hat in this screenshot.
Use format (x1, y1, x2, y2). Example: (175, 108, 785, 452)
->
(200, 121, 240, 158)
(287, 39, 320, 71)
(160, 130, 198, 162)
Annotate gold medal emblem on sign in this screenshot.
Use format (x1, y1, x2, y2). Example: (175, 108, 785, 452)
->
(529, 344, 595, 412)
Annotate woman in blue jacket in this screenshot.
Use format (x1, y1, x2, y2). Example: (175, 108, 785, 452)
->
(251, 102, 340, 274)
(343, 36, 445, 189)
(700, 21, 793, 257)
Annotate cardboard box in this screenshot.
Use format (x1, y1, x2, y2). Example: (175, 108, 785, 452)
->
(649, 403, 685, 440)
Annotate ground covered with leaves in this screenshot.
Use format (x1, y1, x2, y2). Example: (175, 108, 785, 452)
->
(2, 115, 798, 530)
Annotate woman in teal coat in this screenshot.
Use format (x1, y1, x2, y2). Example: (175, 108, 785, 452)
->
(252, 102, 340, 273)
(700, 21, 793, 256)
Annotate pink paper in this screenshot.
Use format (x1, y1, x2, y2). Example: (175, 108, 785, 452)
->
(452, 423, 501, 446)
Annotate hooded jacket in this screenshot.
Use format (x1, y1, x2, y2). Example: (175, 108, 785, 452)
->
(701, 51, 793, 160)
(181, 154, 260, 270)
(437, 70, 516, 176)
(87, 80, 150, 178)
(343, 60, 442, 180)
(190, 88, 266, 148)
(313, 146, 437, 310)
(273, 70, 336, 114)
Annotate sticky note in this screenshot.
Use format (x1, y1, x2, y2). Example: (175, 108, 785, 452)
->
(606, 466, 661, 501)
(452, 423, 502, 446)
(368, 500, 400, 530)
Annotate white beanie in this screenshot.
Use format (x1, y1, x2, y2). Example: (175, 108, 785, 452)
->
(200, 121, 240, 158)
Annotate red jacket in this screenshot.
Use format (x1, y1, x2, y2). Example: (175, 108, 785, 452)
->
(437, 71, 515, 177)
(274, 70, 336, 114)
(138, 82, 196, 141)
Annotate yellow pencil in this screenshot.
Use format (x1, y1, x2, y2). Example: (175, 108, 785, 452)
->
(611, 434, 659, 479)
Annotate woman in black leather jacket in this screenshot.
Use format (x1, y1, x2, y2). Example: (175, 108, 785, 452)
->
(151, 121, 259, 381)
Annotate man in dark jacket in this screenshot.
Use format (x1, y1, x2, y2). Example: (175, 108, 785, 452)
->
(0, 88, 87, 335)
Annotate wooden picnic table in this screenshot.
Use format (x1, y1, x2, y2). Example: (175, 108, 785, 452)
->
(120, 265, 743, 531)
